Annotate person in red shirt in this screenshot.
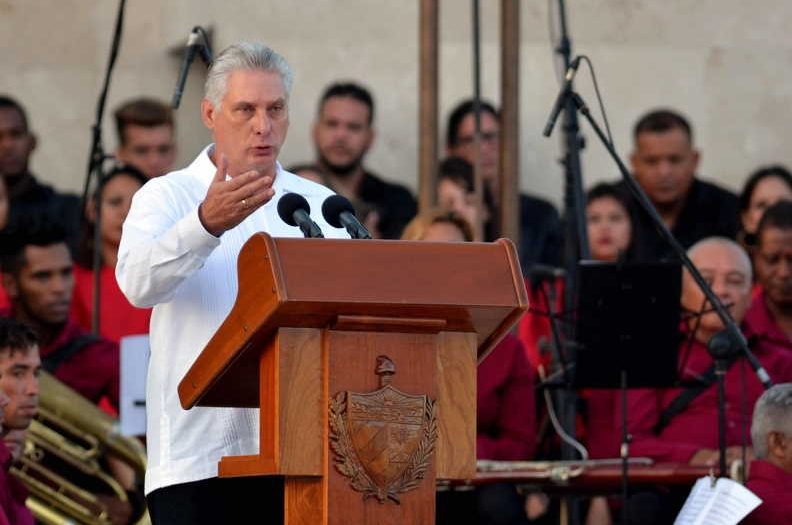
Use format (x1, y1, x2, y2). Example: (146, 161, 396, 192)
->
(624, 238, 792, 524)
(0, 221, 119, 411)
(744, 201, 792, 354)
(403, 211, 541, 525)
(518, 183, 636, 524)
(743, 383, 792, 525)
(0, 317, 34, 525)
(71, 165, 151, 343)
(2, 430, 32, 525)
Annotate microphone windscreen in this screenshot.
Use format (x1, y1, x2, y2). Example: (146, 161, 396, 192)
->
(321, 195, 356, 229)
(277, 192, 311, 227)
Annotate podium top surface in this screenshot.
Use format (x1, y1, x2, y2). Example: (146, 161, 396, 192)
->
(179, 233, 527, 408)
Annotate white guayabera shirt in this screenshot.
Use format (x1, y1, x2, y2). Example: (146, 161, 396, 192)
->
(116, 145, 347, 495)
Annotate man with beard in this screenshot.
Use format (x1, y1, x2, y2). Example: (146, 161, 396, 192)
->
(311, 82, 417, 239)
(0, 96, 81, 253)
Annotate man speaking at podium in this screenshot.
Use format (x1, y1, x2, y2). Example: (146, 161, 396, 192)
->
(116, 42, 345, 524)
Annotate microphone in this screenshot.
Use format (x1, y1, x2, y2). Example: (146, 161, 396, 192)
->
(172, 28, 205, 110)
(321, 195, 372, 239)
(542, 55, 583, 138)
(277, 193, 325, 238)
(527, 264, 565, 292)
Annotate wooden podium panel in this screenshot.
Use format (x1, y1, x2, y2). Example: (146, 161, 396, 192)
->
(177, 234, 527, 524)
(179, 234, 526, 410)
(325, 331, 438, 525)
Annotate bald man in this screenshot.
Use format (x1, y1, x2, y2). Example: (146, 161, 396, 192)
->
(627, 238, 792, 465)
(622, 238, 792, 524)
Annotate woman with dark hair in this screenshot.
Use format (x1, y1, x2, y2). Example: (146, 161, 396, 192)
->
(738, 165, 792, 250)
(586, 183, 635, 262)
(520, 182, 635, 371)
(519, 182, 637, 525)
(71, 165, 151, 343)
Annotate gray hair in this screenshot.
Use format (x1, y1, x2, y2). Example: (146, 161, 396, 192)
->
(687, 236, 753, 285)
(204, 42, 293, 108)
(751, 383, 792, 459)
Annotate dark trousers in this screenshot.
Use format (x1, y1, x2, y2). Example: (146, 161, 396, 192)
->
(622, 489, 688, 525)
(146, 476, 284, 525)
(437, 484, 551, 525)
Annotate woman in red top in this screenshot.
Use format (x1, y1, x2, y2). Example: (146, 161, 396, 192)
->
(71, 165, 151, 343)
(519, 183, 635, 524)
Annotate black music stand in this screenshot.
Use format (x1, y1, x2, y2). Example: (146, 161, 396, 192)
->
(573, 261, 681, 524)
(574, 261, 681, 389)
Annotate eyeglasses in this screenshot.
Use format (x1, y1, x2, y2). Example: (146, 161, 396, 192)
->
(455, 131, 499, 146)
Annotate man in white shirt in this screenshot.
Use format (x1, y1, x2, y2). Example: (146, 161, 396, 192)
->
(116, 42, 345, 525)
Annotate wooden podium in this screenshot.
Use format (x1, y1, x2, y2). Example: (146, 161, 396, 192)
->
(178, 233, 527, 524)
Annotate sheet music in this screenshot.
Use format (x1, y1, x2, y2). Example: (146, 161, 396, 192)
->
(119, 334, 150, 436)
(674, 476, 762, 525)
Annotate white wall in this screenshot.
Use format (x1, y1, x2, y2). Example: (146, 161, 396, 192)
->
(3, 0, 792, 207)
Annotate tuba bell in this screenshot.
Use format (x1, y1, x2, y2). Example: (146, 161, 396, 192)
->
(9, 370, 150, 525)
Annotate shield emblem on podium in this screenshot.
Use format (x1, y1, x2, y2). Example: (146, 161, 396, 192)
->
(329, 356, 437, 503)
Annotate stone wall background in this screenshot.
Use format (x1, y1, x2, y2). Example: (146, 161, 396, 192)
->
(3, 0, 791, 206)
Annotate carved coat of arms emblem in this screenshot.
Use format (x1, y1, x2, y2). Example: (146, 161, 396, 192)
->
(329, 355, 437, 504)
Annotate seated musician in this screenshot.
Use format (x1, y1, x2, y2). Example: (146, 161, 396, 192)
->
(0, 229, 140, 524)
(0, 219, 119, 411)
(518, 183, 636, 524)
(0, 317, 37, 525)
(403, 211, 541, 525)
(743, 383, 792, 524)
(744, 201, 792, 354)
(625, 237, 792, 524)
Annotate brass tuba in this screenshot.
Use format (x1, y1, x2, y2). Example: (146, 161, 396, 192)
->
(9, 371, 150, 525)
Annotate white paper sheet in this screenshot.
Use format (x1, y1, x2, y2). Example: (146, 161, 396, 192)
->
(119, 334, 150, 437)
(674, 476, 762, 525)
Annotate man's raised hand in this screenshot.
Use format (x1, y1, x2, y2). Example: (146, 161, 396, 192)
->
(198, 154, 275, 236)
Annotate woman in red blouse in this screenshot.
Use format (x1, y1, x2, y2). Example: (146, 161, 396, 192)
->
(519, 183, 635, 524)
(71, 165, 151, 343)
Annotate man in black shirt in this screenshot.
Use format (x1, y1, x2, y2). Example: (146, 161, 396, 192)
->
(0, 96, 80, 251)
(311, 82, 417, 239)
(445, 99, 563, 269)
(626, 109, 739, 261)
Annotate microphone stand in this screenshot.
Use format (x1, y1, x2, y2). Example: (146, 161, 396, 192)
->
(80, 0, 128, 336)
(551, 1, 587, 521)
(562, 86, 773, 487)
(707, 330, 743, 477)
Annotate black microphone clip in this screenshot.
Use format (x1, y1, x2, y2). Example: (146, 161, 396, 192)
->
(542, 55, 583, 138)
(527, 264, 565, 293)
(172, 27, 212, 110)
